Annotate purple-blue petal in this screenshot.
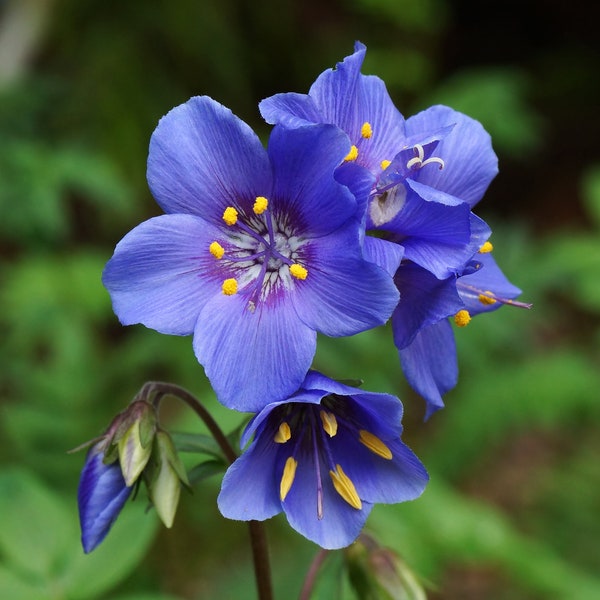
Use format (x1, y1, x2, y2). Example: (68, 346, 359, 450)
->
(102, 214, 224, 335)
(78, 445, 132, 553)
(399, 319, 458, 419)
(405, 105, 498, 207)
(259, 92, 324, 129)
(147, 96, 272, 223)
(193, 292, 316, 411)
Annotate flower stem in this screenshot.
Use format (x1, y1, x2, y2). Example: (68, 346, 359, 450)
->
(298, 549, 330, 600)
(139, 381, 273, 600)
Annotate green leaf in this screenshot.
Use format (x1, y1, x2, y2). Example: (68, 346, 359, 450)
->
(170, 432, 226, 459)
(187, 460, 226, 486)
(0, 564, 51, 600)
(0, 468, 76, 579)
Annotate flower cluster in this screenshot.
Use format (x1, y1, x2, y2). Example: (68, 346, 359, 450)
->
(79, 42, 526, 552)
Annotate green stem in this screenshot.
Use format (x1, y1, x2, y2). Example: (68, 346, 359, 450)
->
(140, 381, 273, 600)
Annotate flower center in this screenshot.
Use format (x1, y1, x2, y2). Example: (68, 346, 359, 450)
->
(271, 395, 393, 518)
(210, 197, 308, 308)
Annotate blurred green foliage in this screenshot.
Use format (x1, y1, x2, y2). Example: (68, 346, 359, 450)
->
(0, 0, 598, 598)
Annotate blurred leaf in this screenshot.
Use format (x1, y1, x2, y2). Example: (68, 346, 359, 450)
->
(0, 564, 49, 600)
(424, 68, 543, 156)
(581, 164, 600, 229)
(0, 468, 75, 579)
(187, 460, 227, 486)
(171, 432, 226, 459)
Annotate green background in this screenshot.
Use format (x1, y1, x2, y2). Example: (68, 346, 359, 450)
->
(1, 0, 598, 598)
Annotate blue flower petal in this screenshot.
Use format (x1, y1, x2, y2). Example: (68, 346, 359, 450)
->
(147, 96, 272, 223)
(392, 263, 463, 348)
(405, 105, 498, 207)
(259, 92, 324, 129)
(193, 292, 316, 411)
(399, 320, 458, 419)
(78, 445, 132, 553)
(291, 229, 399, 337)
(363, 236, 405, 277)
(102, 214, 224, 335)
(268, 124, 358, 236)
(217, 434, 282, 521)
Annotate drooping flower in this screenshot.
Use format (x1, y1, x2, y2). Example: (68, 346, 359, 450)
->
(394, 250, 529, 418)
(259, 41, 498, 279)
(77, 442, 133, 553)
(218, 371, 428, 549)
(102, 96, 400, 412)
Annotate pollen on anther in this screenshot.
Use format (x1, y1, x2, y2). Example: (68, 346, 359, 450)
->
(359, 430, 392, 459)
(329, 464, 362, 510)
(380, 159, 391, 170)
(222, 206, 238, 226)
(290, 263, 308, 280)
(479, 241, 494, 254)
(320, 410, 338, 437)
(280, 456, 297, 501)
(344, 145, 358, 162)
(253, 196, 269, 215)
(360, 122, 373, 139)
(478, 292, 497, 306)
(454, 309, 471, 327)
(274, 422, 291, 444)
(209, 241, 225, 259)
(222, 278, 238, 296)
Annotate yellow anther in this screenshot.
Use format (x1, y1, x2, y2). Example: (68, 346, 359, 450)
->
(222, 206, 238, 226)
(359, 430, 392, 460)
(274, 422, 291, 444)
(478, 292, 497, 306)
(319, 410, 338, 437)
(360, 122, 373, 139)
(253, 196, 269, 215)
(209, 241, 225, 259)
(479, 241, 494, 254)
(289, 263, 308, 280)
(222, 278, 238, 296)
(454, 309, 471, 327)
(380, 159, 391, 170)
(329, 464, 362, 510)
(344, 145, 359, 162)
(280, 456, 297, 501)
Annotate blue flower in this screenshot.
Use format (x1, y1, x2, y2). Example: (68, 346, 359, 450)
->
(77, 442, 132, 553)
(218, 371, 428, 549)
(259, 42, 498, 279)
(394, 251, 528, 418)
(102, 96, 400, 412)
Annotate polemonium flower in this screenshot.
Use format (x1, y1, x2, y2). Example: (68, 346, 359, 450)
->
(102, 96, 400, 411)
(259, 42, 498, 279)
(77, 442, 132, 553)
(394, 250, 529, 418)
(218, 371, 428, 549)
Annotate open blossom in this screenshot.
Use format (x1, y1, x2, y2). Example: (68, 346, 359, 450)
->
(259, 41, 498, 280)
(102, 96, 400, 412)
(218, 371, 428, 549)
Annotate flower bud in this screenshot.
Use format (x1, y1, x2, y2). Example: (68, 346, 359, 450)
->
(115, 401, 157, 486)
(77, 442, 132, 553)
(346, 534, 427, 600)
(145, 430, 189, 528)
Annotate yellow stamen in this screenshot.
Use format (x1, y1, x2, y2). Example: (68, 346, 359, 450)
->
(280, 456, 297, 501)
(222, 278, 238, 296)
(454, 309, 471, 327)
(289, 263, 308, 280)
(360, 122, 373, 139)
(319, 410, 338, 437)
(359, 430, 392, 460)
(478, 292, 497, 306)
(380, 159, 391, 170)
(222, 206, 238, 226)
(209, 241, 225, 259)
(479, 241, 494, 253)
(274, 422, 291, 444)
(344, 145, 358, 162)
(253, 196, 269, 215)
(329, 464, 362, 510)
